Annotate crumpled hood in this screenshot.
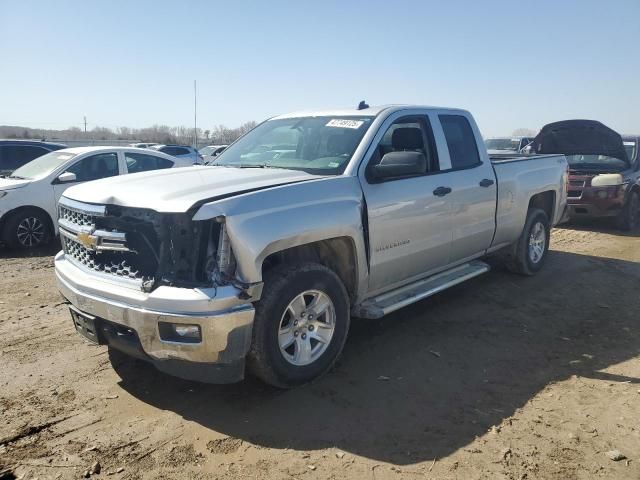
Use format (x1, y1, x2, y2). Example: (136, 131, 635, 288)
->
(532, 120, 628, 163)
(62, 166, 323, 212)
(0, 177, 32, 190)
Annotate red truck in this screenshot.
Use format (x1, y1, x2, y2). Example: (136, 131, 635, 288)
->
(532, 121, 640, 230)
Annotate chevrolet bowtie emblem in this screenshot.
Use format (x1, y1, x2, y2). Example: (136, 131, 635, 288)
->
(77, 232, 99, 249)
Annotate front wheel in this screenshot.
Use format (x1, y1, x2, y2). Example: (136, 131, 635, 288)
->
(505, 208, 550, 276)
(3, 209, 52, 249)
(248, 263, 350, 388)
(616, 191, 640, 231)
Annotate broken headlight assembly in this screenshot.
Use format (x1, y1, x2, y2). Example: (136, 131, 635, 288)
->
(204, 217, 237, 285)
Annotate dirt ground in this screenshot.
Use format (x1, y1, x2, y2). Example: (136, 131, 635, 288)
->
(1, 222, 639, 480)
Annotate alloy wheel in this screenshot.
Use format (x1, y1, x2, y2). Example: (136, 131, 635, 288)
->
(528, 221, 546, 264)
(16, 216, 45, 247)
(278, 290, 336, 366)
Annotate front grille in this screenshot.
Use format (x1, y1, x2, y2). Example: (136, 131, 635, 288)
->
(58, 198, 211, 290)
(568, 190, 582, 198)
(62, 235, 143, 280)
(58, 200, 150, 284)
(59, 205, 94, 227)
(569, 180, 586, 187)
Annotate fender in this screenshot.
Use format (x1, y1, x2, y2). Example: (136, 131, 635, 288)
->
(192, 175, 370, 299)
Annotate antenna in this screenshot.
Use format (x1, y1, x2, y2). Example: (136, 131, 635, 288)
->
(357, 100, 369, 110)
(193, 80, 197, 149)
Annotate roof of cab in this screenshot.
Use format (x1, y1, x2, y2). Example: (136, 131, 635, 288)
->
(57, 146, 173, 155)
(271, 104, 468, 120)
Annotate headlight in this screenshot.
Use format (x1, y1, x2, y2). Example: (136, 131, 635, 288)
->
(0, 191, 7, 199)
(591, 174, 624, 187)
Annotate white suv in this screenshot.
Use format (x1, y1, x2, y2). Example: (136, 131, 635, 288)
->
(0, 146, 193, 249)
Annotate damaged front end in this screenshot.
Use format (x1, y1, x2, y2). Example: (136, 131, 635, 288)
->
(58, 199, 255, 297)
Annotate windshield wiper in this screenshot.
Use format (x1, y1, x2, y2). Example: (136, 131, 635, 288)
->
(220, 163, 285, 169)
(7, 175, 28, 180)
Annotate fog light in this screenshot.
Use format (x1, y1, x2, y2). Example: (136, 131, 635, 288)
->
(158, 322, 202, 343)
(596, 190, 608, 199)
(175, 325, 200, 337)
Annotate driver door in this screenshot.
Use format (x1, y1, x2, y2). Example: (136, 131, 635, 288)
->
(359, 113, 453, 295)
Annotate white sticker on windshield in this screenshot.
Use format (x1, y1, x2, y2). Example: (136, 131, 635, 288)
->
(326, 119, 364, 129)
(328, 162, 340, 167)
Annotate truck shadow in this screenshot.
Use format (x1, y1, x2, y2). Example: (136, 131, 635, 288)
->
(110, 250, 640, 465)
(557, 219, 640, 237)
(0, 240, 60, 259)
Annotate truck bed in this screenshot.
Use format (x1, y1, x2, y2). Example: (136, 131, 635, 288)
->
(490, 153, 568, 249)
(490, 153, 562, 163)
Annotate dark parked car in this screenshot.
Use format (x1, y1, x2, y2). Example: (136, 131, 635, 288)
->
(0, 140, 67, 176)
(532, 121, 640, 230)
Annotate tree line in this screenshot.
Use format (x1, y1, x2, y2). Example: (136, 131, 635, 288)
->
(0, 121, 258, 146)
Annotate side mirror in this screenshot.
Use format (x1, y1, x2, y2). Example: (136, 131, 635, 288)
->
(57, 172, 77, 183)
(372, 151, 426, 180)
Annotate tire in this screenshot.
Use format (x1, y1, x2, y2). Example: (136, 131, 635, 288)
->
(248, 262, 350, 388)
(505, 208, 550, 276)
(616, 191, 640, 231)
(2, 209, 52, 249)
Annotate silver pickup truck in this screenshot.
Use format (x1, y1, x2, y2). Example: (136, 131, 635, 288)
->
(55, 105, 568, 387)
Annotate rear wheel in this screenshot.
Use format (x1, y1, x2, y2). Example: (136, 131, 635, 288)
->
(3, 209, 51, 249)
(505, 208, 550, 276)
(616, 191, 640, 231)
(248, 262, 350, 388)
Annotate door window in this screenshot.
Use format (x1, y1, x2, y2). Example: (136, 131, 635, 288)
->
(439, 115, 481, 169)
(65, 153, 119, 182)
(367, 116, 439, 179)
(125, 152, 173, 173)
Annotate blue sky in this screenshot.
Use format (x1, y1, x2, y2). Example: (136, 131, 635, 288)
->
(2, 0, 639, 136)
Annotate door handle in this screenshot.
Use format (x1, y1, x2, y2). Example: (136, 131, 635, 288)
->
(479, 178, 494, 187)
(433, 186, 452, 197)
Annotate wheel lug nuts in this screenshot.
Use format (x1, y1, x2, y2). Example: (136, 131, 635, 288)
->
(301, 333, 307, 339)
(294, 330, 299, 337)
(294, 320, 298, 326)
(308, 325, 314, 331)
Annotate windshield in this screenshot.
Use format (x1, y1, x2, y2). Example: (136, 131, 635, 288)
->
(213, 116, 373, 174)
(485, 138, 520, 151)
(10, 151, 78, 179)
(567, 154, 628, 172)
(624, 141, 637, 162)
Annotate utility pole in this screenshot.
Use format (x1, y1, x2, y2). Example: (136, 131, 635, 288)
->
(83, 116, 87, 134)
(193, 80, 197, 149)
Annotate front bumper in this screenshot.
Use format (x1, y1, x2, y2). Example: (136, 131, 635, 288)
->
(55, 251, 256, 383)
(567, 200, 623, 218)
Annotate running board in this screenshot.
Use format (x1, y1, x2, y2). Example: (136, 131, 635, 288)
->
(353, 260, 490, 319)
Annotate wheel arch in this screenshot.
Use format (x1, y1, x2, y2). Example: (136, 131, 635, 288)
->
(0, 205, 55, 237)
(260, 236, 358, 304)
(528, 190, 555, 221)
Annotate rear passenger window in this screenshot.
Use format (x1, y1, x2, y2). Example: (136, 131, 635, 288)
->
(125, 152, 173, 173)
(439, 115, 481, 169)
(173, 147, 190, 156)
